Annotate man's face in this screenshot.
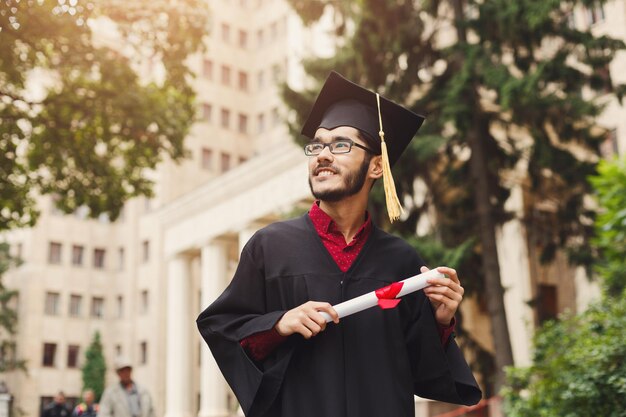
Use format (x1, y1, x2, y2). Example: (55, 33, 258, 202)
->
(308, 126, 373, 202)
(83, 391, 94, 405)
(54, 393, 65, 404)
(117, 367, 132, 385)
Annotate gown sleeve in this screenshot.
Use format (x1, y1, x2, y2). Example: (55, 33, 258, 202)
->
(196, 242, 295, 417)
(405, 292, 483, 405)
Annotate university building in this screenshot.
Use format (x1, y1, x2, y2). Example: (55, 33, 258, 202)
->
(2, 1, 625, 416)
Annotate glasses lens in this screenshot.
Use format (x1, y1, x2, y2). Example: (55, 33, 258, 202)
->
(305, 143, 323, 155)
(331, 141, 352, 154)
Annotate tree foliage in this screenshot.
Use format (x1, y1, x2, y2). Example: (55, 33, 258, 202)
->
(589, 156, 626, 297)
(283, 0, 625, 392)
(503, 156, 626, 416)
(0, 242, 25, 373)
(502, 298, 626, 417)
(0, 0, 209, 230)
(81, 330, 106, 401)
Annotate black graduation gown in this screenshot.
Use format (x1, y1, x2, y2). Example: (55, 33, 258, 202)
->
(197, 215, 482, 417)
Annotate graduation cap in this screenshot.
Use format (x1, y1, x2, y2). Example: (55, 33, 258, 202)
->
(301, 71, 425, 222)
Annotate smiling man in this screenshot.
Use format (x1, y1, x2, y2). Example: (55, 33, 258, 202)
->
(197, 71, 481, 417)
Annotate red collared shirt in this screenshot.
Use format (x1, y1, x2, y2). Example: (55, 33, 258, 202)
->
(240, 202, 455, 361)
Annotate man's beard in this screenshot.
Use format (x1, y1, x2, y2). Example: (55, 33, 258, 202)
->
(309, 157, 370, 202)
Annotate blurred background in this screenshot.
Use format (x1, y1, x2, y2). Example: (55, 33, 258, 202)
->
(1, 0, 625, 416)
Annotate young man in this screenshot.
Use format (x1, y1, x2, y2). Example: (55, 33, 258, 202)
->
(197, 71, 481, 417)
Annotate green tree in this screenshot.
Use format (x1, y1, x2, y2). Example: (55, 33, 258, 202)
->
(589, 156, 626, 297)
(81, 331, 106, 401)
(0, 242, 25, 373)
(283, 0, 625, 393)
(502, 299, 626, 417)
(502, 156, 626, 416)
(0, 0, 209, 230)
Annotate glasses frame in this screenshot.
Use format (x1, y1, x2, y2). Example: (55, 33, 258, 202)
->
(304, 139, 374, 156)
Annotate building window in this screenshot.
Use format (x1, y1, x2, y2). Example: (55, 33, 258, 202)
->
(238, 71, 248, 91)
(600, 128, 619, 159)
(115, 345, 122, 356)
(71, 245, 84, 266)
(272, 107, 280, 127)
(221, 23, 230, 43)
(256, 28, 264, 47)
(91, 297, 104, 318)
(586, 3, 605, 25)
(257, 113, 265, 134)
(221, 65, 231, 86)
(239, 156, 248, 165)
(93, 248, 105, 269)
(48, 242, 62, 264)
(117, 295, 124, 318)
(69, 294, 82, 317)
(142, 240, 150, 263)
(238, 114, 248, 134)
(140, 341, 148, 365)
(202, 59, 213, 79)
(141, 290, 149, 314)
(537, 284, 558, 324)
(221, 153, 231, 173)
(221, 108, 230, 129)
(67, 345, 80, 368)
(118, 247, 125, 271)
(42, 343, 57, 367)
(201, 148, 213, 170)
(238, 29, 248, 48)
(44, 292, 60, 316)
(202, 103, 212, 122)
(272, 63, 282, 82)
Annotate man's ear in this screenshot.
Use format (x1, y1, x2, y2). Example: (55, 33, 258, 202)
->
(369, 155, 383, 180)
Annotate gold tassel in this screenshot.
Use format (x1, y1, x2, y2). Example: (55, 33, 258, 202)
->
(376, 94, 404, 222)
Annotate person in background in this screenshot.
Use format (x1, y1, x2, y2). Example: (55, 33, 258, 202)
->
(98, 357, 154, 417)
(42, 392, 71, 417)
(72, 389, 98, 417)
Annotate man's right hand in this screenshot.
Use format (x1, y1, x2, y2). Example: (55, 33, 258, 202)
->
(275, 301, 339, 339)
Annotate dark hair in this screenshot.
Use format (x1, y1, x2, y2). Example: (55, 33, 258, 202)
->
(356, 129, 381, 155)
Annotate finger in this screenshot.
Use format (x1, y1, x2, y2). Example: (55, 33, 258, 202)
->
(436, 267, 460, 284)
(425, 285, 463, 302)
(302, 317, 322, 335)
(297, 324, 313, 339)
(316, 305, 340, 323)
(426, 277, 463, 292)
(420, 265, 430, 273)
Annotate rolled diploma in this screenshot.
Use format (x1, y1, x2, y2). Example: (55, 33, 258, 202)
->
(319, 269, 445, 323)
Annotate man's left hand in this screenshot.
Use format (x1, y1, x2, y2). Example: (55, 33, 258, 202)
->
(421, 265, 464, 326)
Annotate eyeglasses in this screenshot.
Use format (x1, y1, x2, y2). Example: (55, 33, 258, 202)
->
(304, 139, 374, 156)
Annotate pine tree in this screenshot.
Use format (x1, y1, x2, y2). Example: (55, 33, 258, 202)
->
(82, 331, 106, 401)
(283, 0, 625, 394)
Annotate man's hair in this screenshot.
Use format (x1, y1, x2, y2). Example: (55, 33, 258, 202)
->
(356, 129, 381, 155)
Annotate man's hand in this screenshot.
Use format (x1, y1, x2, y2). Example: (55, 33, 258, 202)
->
(422, 266, 464, 326)
(275, 301, 339, 339)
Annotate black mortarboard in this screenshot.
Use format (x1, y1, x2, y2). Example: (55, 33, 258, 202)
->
(301, 71, 425, 222)
(301, 71, 425, 167)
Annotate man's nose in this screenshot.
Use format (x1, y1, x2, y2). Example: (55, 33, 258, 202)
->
(316, 144, 334, 161)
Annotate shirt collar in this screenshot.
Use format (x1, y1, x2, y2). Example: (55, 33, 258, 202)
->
(309, 201, 371, 240)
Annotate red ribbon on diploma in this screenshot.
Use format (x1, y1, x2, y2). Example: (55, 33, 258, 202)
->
(375, 282, 404, 309)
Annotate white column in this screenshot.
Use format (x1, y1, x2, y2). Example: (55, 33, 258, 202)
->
(238, 226, 259, 256)
(198, 241, 229, 417)
(165, 255, 193, 417)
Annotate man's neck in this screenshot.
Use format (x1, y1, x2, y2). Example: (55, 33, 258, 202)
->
(318, 195, 368, 243)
